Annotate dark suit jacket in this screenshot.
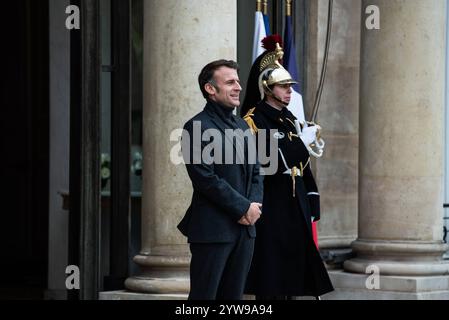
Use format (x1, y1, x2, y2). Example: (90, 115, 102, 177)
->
(178, 101, 264, 243)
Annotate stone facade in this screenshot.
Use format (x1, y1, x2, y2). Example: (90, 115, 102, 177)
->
(116, 0, 449, 300)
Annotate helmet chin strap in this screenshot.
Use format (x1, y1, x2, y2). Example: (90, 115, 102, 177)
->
(270, 93, 289, 107)
(263, 82, 289, 107)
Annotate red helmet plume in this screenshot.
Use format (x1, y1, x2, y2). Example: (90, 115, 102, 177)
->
(261, 34, 283, 52)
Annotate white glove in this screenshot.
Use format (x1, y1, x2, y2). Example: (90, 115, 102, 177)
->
(300, 125, 319, 147)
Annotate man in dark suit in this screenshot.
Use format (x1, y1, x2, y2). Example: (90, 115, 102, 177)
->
(178, 60, 264, 300)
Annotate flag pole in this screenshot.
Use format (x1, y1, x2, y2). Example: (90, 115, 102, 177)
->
(256, 0, 262, 12)
(262, 0, 271, 35)
(253, 0, 267, 62)
(286, 0, 292, 17)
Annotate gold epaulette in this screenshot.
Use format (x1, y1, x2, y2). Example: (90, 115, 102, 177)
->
(243, 107, 258, 135)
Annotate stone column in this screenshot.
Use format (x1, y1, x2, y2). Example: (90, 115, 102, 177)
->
(124, 0, 237, 298)
(328, 0, 449, 299)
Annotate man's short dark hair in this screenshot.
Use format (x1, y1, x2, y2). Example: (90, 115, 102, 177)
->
(198, 60, 239, 99)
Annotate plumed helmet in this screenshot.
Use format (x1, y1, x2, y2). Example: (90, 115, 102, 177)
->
(258, 42, 298, 100)
(240, 35, 297, 116)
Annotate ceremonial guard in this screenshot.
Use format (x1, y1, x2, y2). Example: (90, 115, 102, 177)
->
(242, 37, 334, 299)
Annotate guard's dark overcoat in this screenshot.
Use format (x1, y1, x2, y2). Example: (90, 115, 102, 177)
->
(244, 101, 334, 297)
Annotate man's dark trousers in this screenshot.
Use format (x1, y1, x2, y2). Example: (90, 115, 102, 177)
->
(188, 227, 255, 300)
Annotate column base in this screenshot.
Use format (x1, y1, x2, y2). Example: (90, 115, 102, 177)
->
(324, 270, 449, 300)
(125, 254, 190, 294)
(344, 258, 449, 276)
(344, 240, 449, 276)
